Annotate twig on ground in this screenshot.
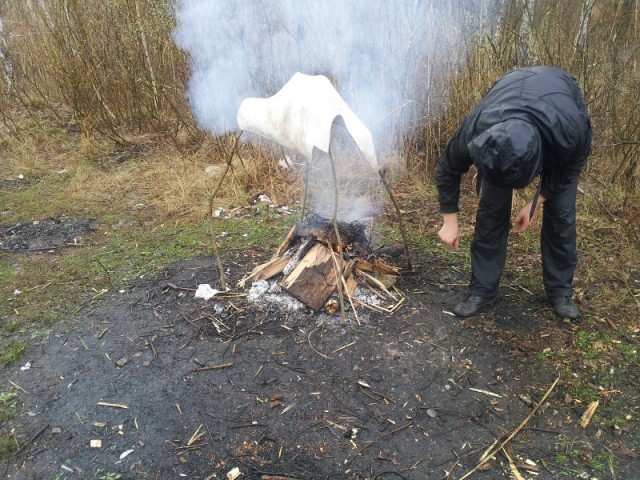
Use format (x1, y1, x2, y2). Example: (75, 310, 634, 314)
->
(194, 362, 234, 372)
(346, 422, 412, 464)
(339, 270, 360, 325)
(97, 401, 129, 409)
(332, 341, 356, 354)
(502, 447, 525, 480)
(8, 380, 28, 393)
(307, 327, 333, 360)
(15, 424, 49, 454)
(459, 376, 560, 480)
(469, 387, 503, 398)
(187, 424, 204, 446)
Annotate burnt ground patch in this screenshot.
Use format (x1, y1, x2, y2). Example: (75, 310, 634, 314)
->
(0, 251, 638, 480)
(0, 217, 97, 252)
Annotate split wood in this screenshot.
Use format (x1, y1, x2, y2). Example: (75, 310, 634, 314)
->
(458, 376, 560, 480)
(580, 400, 599, 428)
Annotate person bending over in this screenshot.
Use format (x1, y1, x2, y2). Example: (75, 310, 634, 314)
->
(435, 66, 592, 319)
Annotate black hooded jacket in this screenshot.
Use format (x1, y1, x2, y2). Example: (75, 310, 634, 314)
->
(435, 66, 592, 214)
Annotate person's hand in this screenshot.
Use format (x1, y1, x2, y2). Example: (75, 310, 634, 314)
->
(512, 203, 533, 233)
(438, 213, 460, 250)
(512, 194, 545, 233)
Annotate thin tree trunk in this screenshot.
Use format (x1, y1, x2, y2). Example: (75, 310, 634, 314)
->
(518, 0, 536, 65)
(573, 0, 595, 60)
(0, 15, 14, 91)
(134, 0, 159, 113)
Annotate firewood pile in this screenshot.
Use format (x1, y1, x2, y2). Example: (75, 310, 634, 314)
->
(239, 214, 403, 313)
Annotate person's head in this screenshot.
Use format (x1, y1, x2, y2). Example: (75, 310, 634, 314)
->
(468, 119, 542, 189)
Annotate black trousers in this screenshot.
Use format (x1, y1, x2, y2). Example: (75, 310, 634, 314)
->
(469, 179, 578, 298)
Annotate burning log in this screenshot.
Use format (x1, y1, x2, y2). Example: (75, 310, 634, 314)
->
(240, 214, 401, 312)
(281, 243, 346, 311)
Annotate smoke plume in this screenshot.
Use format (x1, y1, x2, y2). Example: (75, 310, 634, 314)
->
(174, 0, 493, 145)
(173, 1, 494, 221)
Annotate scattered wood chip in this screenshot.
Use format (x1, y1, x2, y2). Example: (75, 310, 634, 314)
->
(97, 402, 129, 409)
(90, 439, 102, 448)
(280, 402, 297, 415)
(115, 357, 129, 368)
(517, 460, 539, 473)
(503, 447, 525, 480)
(187, 424, 204, 446)
(119, 449, 134, 460)
(332, 341, 356, 354)
(469, 387, 502, 398)
(195, 362, 234, 372)
(581, 400, 599, 428)
(227, 467, 241, 480)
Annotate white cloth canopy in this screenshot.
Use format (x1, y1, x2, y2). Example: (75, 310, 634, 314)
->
(237, 73, 379, 172)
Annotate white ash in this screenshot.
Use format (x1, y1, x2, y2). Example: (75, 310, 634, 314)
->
(248, 280, 305, 311)
(247, 281, 383, 319)
(353, 286, 382, 306)
(314, 312, 368, 328)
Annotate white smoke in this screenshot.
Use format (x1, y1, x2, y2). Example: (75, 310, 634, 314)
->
(173, 0, 495, 146)
(173, 1, 496, 222)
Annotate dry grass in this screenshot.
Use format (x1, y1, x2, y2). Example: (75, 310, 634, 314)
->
(1, 123, 303, 223)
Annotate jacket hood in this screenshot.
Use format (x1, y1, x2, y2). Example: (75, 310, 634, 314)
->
(468, 119, 542, 189)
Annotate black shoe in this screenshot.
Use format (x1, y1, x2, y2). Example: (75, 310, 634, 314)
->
(550, 296, 579, 320)
(452, 294, 496, 318)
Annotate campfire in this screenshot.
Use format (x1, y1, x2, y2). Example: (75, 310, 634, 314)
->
(240, 214, 403, 314)
(234, 73, 411, 315)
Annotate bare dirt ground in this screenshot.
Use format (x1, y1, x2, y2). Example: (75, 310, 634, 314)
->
(1, 219, 639, 480)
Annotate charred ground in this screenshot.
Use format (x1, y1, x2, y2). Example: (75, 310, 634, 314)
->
(0, 212, 638, 480)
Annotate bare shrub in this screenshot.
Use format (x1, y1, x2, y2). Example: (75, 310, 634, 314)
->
(1, 0, 190, 142)
(0, 0, 638, 237)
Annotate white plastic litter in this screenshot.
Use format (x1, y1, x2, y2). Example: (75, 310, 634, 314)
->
(237, 73, 379, 171)
(278, 155, 294, 170)
(194, 284, 221, 301)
